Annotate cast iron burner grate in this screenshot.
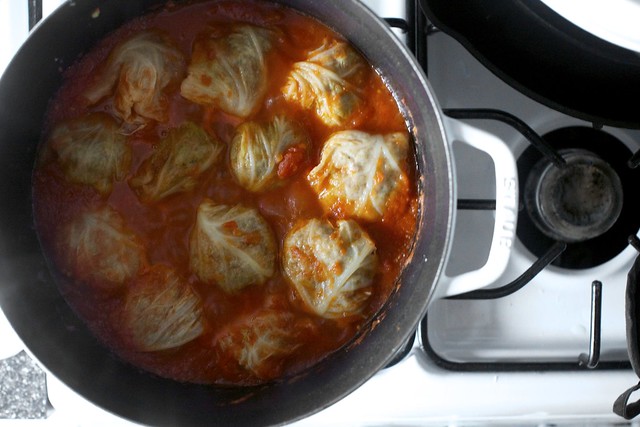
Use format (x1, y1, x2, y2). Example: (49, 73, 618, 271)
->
(414, 0, 636, 371)
(28, 0, 42, 31)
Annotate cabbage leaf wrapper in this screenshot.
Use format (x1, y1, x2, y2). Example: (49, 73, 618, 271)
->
(283, 219, 377, 318)
(230, 116, 309, 192)
(84, 31, 185, 127)
(307, 130, 410, 221)
(180, 25, 273, 118)
(130, 122, 223, 202)
(282, 39, 366, 127)
(123, 264, 204, 352)
(217, 310, 300, 381)
(59, 205, 146, 291)
(190, 202, 276, 293)
(47, 113, 131, 195)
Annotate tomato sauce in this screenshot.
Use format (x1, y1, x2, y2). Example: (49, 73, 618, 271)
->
(32, 0, 418, 385)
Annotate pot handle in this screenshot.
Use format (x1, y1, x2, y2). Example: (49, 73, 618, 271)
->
(436, 117, 518, 298)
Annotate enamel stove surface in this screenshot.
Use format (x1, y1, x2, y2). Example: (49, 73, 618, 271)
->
(2, 1, 640, 426)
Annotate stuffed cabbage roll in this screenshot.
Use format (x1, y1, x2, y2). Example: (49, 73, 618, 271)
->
(60, 205, 146, 290)
(307, 130, 410, 221)
(283, 218, 377, 318)
(47, 113, 131, 195)
(282, 39, 365, 127)
(180, 25, 273, 117)
(130, 122, 223, 202)
(217, 310, 299, 380)
(123, 264, 204, 352)
(229, 116, 309, 192)
(84, 31, 185, 126)
(190, 201, 276, 293)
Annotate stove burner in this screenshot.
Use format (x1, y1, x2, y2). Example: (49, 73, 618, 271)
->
(525, 149, 623, 243)
(518, 126, 640, 269)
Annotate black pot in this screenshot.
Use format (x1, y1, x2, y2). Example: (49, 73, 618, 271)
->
(0, 1, 456, 425)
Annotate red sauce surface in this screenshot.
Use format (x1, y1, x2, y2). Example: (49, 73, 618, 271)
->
(32, 0, 418, 385)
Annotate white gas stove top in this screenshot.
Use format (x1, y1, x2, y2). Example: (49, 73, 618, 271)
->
(2, 1, 640, 426)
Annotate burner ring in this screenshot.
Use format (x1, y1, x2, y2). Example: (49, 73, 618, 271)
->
(525, 149, 624, 243)
(517, 126, 640, 269)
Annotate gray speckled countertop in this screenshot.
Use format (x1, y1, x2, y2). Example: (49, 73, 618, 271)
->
(0, 351, 49, 419)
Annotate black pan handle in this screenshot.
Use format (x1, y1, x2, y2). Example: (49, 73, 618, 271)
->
(614, 381, 640, 420)
(615, 240, 640, 419)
